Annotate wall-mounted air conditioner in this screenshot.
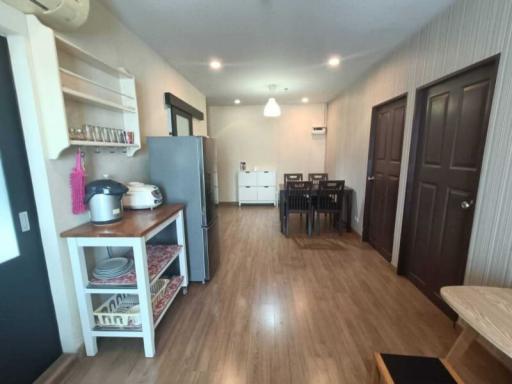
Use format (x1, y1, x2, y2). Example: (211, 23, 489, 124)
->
(3, 0, 89, 30)
(312, 127, 327, 136)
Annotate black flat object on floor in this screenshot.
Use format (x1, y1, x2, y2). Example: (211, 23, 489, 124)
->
(380, 353, 458, 384)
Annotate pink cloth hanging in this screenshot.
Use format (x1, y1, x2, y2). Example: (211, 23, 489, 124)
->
(70, 149, 86, 214)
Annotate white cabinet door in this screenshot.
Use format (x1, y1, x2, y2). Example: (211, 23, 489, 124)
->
(239, 171, 257, 186)
(257, 171, 276, 186)
(257, 186, 275, 202)
(239, 186, 258, 201)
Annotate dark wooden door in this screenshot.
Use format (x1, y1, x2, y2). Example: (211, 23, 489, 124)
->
(0, 37, 61, 383)
(365, 96, 406, 261)
(403, 60, 497, 316)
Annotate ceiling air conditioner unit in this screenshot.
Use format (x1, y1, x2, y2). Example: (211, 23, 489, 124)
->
(3, 0, 89, 30)
(312, 127, 327, 136)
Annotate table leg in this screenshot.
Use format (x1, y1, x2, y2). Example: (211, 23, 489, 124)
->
(446, 326, 477, 362)
(371, 364, 381, 384)
(345, 191, 352, 232)
(279, 191, 285, 234)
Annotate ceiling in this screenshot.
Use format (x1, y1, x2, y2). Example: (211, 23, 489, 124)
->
(102, 0, 454, 106)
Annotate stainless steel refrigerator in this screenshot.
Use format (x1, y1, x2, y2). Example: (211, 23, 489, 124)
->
(148, 136, 219, 283)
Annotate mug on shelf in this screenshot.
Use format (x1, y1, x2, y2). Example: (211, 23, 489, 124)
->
(74, 127, 85, 141)
(68, 127, 76, 140)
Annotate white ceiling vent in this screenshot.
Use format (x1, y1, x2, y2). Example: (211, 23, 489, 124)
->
(3, 0, 90, 30)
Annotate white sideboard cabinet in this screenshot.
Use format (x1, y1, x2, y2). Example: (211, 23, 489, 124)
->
(238, 171, 277, 206)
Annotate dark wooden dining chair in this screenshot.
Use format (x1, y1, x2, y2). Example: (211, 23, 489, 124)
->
(314, 180, 345, 234)
(308, 173, 328, 183)
(284, 173, 303, 186)
(283, 181, 313, 236)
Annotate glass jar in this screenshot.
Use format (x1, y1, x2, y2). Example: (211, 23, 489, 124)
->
(101, 127, 111, 143)
(119, 129, 126, 144)
(109, 128, 118, 143)
(83, 124, 95, 142)
(75, 127, 85, 141)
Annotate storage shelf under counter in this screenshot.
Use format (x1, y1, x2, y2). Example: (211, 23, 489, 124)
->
(61, 204, 189, 358)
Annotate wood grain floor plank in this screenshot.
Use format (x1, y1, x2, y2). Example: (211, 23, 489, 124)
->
(61, 206, 511, 384)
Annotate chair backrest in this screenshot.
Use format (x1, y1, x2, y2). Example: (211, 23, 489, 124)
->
(308, 173, 328, 183)
(284, 173, 303, 186)
(317, 180, 345, 211)
(285, 181, 312, 211)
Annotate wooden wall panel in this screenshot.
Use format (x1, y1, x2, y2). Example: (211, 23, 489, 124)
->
(325, 0, 512, 286)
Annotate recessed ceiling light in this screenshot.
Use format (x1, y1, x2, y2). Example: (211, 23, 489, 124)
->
(328, 56, 341, 67)
(301, 97, 309, 103)
(209, 59, 222, 70)
(234, 99, 241, 104)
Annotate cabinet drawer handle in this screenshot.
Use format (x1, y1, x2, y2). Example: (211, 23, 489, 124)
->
(264, 171, 269, 173)
(264, 186, 269, 188)
(245, 186, 250, 188)
(245, 171, 250, 173)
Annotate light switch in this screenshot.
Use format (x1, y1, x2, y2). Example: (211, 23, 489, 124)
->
(18, 211, 30, 232)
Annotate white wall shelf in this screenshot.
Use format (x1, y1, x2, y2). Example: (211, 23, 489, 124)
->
(26, 19, 142, 159)
(62, 87, 136, 113)
(55, 35, 133, 79)
(69, 140, 138, 148)
(59, 68, 135, 100)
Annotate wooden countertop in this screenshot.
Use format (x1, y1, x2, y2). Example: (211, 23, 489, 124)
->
(61, 204, 184, 238)
(441, 286, 512, 359)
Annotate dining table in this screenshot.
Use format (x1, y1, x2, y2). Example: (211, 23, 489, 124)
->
(278, 183, 354, 233)
(441, 285, 512, 362)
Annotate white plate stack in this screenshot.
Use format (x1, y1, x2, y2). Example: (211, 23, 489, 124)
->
(93, 257, 133, 279)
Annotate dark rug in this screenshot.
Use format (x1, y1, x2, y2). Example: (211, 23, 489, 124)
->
(292, 236, 347, 250)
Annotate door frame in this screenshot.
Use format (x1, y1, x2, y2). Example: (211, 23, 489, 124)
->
(171, 106, 193, 136)
(0, 35, 62, 381)
(362, 93, 407, 244)
(165, 91, 204, 136)
(397, 55, 500, 276)
(0, 6, 80, 351)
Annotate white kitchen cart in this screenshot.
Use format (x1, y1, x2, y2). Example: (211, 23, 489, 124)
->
(61, 204, 188, 358)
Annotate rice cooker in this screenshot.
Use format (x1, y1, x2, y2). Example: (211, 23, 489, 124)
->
(122, 182, 163, 210)
(85, 179, 128, 224)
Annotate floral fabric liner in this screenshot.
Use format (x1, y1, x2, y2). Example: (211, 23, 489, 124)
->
(89, 244, 182, 286)
(153, 275, 184, 322)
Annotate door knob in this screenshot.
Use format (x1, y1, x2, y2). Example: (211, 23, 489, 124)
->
(461, 200, 474, 209)
(367, 176, 375, 181)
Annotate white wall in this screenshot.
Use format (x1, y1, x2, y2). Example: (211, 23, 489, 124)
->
(209, 104, 327, 202)
(325, 0, 512, 287)
(1, 1, 207, 352)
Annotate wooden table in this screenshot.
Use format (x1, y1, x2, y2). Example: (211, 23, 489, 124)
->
(441, 286, 512, 361)
(61, 204, 189, 358)
(278, 184, 354, 233)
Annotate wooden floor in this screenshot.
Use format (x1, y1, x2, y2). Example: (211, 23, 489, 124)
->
(61, 206, 512, 384)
